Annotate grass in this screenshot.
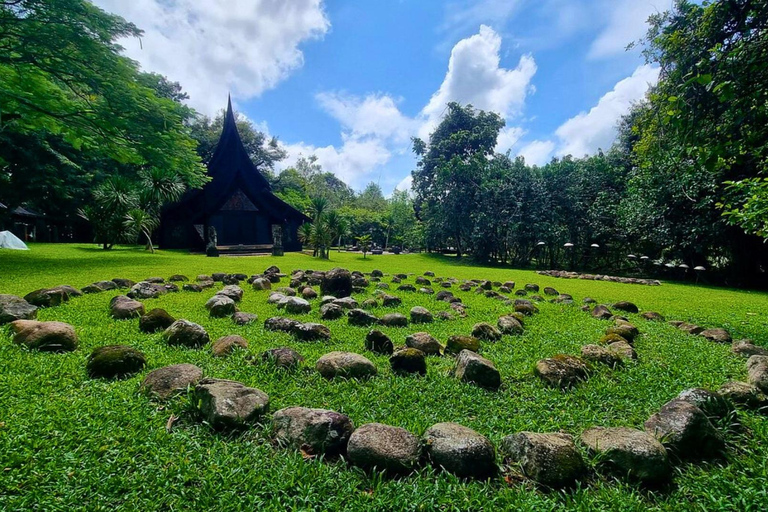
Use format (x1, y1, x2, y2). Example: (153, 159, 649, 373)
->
(1, 243, 767, 511)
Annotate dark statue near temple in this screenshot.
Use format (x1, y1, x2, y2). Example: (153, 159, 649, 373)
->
(160, 96, 309, 253)
(206, 226, 219, 257)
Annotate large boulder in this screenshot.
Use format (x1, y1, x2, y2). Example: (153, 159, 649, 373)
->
(139, 308, 175, 333)
(291, 322, 331, 342)
(86, 345, 146, 379)
(0, 294, 37, 324)
(422, 422, 496, 479)
(261, 347, 304, 369)
(390, 348, 427, 376)
(675, 388, 732, 421)
(140, 363, 203, 399)
(11, 320, 78, 352)
(580, 344, 623, 368)
(272, 407, 355, 457)
(718, 381, 768, 409)
(347, 308, 379, 327)
(534, 355, 589, 389)
(591, 305, 613, 320)
(316, 351, 377, 379)
(211, 335, 249, 357)
(406, 332, 443, 355)
(365, 330, 394, 355)
(127, 281, 167, 300)
(699, 328, 731, 343)
(347, 423, 422, 474)
(580, 427, 671, 484)
(320, 267, 353, 298)
(732, 339, 768, 358)
(216, 285, 244, 302)
(163, 320, 210, 348)
(501, 432, 586, 488)
(453, 350, 500, 390)
(445, 335, 480, 355)
(471, 322, 502, 342)
(613, 301, 639, 314)
(644, 400, 724, 459)
(319, 303, 345, 320)
(205, 295, 238, 318)
(747, 355, 768, 393)
(110, 295, 145, 319)
(194, 378, 269, 430)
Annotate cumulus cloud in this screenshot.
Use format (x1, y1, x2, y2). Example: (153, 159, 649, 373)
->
(93, 0, 329, 114)
(554, 64, 659, 157)
(315, 92, 417, 144)
(495, 126, 526, 154)
(518, 140, 555, 166)
(396, 175, 413, 192)
(419, 25, 536, 140)
(588, 0, 669, 59)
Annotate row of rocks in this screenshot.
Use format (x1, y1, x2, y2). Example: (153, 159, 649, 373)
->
(538, 270, 662, 286)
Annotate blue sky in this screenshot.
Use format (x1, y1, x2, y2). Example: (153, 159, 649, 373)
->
(94, 0, 670, 193)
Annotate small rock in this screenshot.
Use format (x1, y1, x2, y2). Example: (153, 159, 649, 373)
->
(217, 285, 244, 302)
(591, 305, 613, 320)
(316, 351, 377, 379)
(205, 294, 238, 318)
(110, 295, 145, 319)
(497, 315, 523, 335)
(321, 267, 353, 298)
(232, 312, 258, 325)
(471, 322, 502, 342)
(613, 301, 639, 313)
(272, 407, 355, 457)
(283, 297, 311, 314)
(410, 306, 433, 323)
(607, 340, 637, 361)
(182, 283, 203, 292)
(0, 294, 37, 324)
(581, 344, 623, 367)
(501, 432, 586, 488)
(163, 319, 210, 348)
(543, 287, 559, 296)
(445, 335, 480, 355)
(168, 274, 189, 282)
(606, 323, 638, 343)
(534, 355, 589, 389)
(405, 332, 443, 355)
(261, 347, 304, 369)
(641, 311, 665, 321)
(212, 335, 249, 357)
(82, 281, 118, 294)
(580, 427, 670, 484)
(381, 294, 402, 307)
(139, 308, 175, 333)
(380, 313, 408, 327)
(699, 328, 732, 344)
(435, 291, 453, 302)
(678, 322, 704, 335)
(86, 345, 146, 378)
(111, 278, 135, 288)
(194, 378, 269, 430)
(365, 330, 394, 355)
(11, 320, 78, 352)
(140, 363, 203, 399)
(276, 286, 297, 297)
(390, 348, 427, 375)
(319, 303, 345, 320)
(291, 322, 331, 342)
(347, 423, 422, 474)
(453, 350, 500, 390)
(252, 278, 272, 290)
(264, 316, 300, 333)
(128, 281, 167, 299)
(717, 381, 768, 409)
(524, 284, 540, 292)
(747, 355, 768, 393)
(347, 308, 379, 327)
(333, 296, 359, 309)
(24, 286, 75, 308)
(422, 422, 496, 479)
(301, 287, 318, 299)
(732, 339, 768, 358)
(644, 399, 724, 459)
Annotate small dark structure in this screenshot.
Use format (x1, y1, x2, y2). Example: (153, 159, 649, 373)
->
(160, 97, 309, 253)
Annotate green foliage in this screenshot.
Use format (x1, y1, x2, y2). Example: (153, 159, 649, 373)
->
(356, 233, 372, 258)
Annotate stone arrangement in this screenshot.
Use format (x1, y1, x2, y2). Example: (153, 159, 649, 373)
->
(538, 270, 662, 286)
(2, 264, 767, 490)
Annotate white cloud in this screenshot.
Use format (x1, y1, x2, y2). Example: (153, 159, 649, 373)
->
(588, 0, 669, 59)
(93, 0, 329, 114)
(518, 140, 555, 166)
(419, 25, 536, 140)
(554, 64, 659, 157)
(495, 126, 525, 154)
(315, 92, 417, 144)
(395, 175, 413, 192)
(441, 0, 522, 36)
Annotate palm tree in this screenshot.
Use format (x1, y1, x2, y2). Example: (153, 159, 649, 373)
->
(138, 167, 186, 213)
(308, 196, 328, 222)
(298, 222, 313, 250)
(124, 209, 160, 253)
(335, 217, 349, 252)
(356, 234, 372, 259)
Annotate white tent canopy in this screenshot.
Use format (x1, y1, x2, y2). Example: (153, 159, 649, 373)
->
(0, 230, 29, 250)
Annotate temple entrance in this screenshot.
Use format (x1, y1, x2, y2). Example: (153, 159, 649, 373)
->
(209, 211, 270, 246)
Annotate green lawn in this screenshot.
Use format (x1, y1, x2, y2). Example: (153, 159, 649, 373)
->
(1, 244, 767, 511)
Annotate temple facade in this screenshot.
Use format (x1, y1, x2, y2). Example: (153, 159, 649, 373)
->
(160, 97, 309, 253)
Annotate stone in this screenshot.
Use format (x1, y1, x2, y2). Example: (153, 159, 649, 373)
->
(678, 322, 705, 335)
(534, 355, 589, 389)
(390, 348, 427, 375)
(381, 294, 402, 307)
(453, 350, 500, 390)
(435, 290, 453, 302)
(644, 400, 724, 459)
(675, 388, 732, 421)
(524, 284, 540, 292)
(607, 340, 637, 361)
(422, 423, 496, 479)
(267, 292, 287, 305)
(264, 316, 300, 333)
(699, 328, 732, 344)
(497, 315, 524, 335)
(581, 344, 623, 367)
(514, 302, 538, 316)
(415, 277, 431, 286)
(553, 294, 574, 304)
(582, 297, 596, 304)
(543, 287, 559, 296)
(380, 313, 408, 327)
(436, 311, 454, 321)
(316, 351, 377, 379)
(613, 301, 639, 313)
(397, 284, 417, 292)
(140, 363, 203, 399)
(0, 294, 37, 324)
(471, 322, 502, 342)
(333, 296, 359, 309)
(501, 432, 586, 488)
(301, 287, 318, 299)
(145, 277, 165, 284)
(261, 347, 304, 369)
(747, 355, 768, 393)
(717, 381, 768, 409)
(641, 311, 665, 321)
(276, 287, 297, 297)
(182, 284, 203, 293)
(291, 322, 331, 342)
(272, 407, 355, 457)
(405, 332, 443, 355)
(163, 283, 180, 293)
(362, 298, 378, 309)
(371, 269, 384, 277)
(217, 285, 244, 302)
(732, 339, 768, 358)
(591, 305, 613, 320)
(11, 320, 78, 352)
(194, 378, 269, 430)
(82, 280, 118, 294)
(24, 286, 74, 308)
(232, 312, 258, 325)
(410, 306, 433, 323)
(205, 295, 238, 318)
(365, 330, 394, 355)
(347, 423, 422, 474)
(320, 267, 353, 298)
(139, 308, 175, 333)
(168, 274, 189, 282)
(445, 335, 480, 355)
(347, 308, 379, 327)
(86, 345, 146, 378)
(111, 278, 135, 288)
(284, 297, 311, 314)
(319, 303, 345, 320)
(163, 319, 210, 348)
(264, 265, 281, 275)
(580, 427, 671, 484)
(606, 323, 638, 343)
(127, 281, 167, 300)
(110, 295, 145, 319)
(212, 335, 249, 357)
(252, 278, 272, 290)
(376, 283, 390, 290)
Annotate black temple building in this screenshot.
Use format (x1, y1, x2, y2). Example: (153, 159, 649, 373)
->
(160, 97, 309, 253)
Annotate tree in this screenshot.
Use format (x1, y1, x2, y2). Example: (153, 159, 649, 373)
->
(356, 234, 372, 259)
